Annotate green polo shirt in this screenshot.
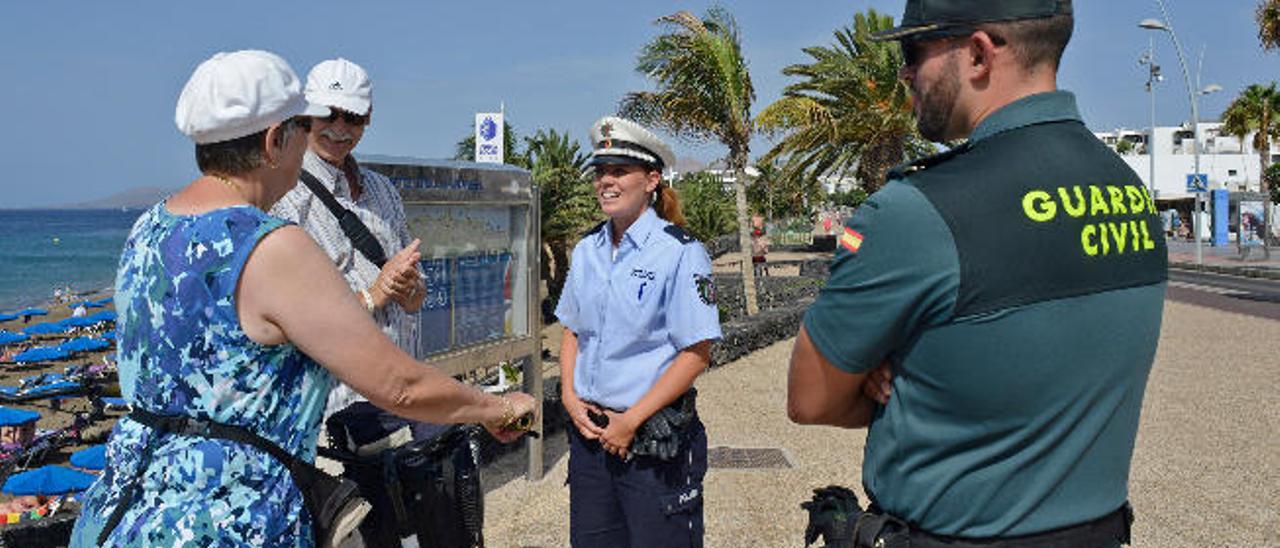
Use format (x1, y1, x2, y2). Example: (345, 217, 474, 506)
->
(804, 91, 1167, 537)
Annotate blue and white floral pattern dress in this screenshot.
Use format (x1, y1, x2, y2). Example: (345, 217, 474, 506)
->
(71, 204, 333, 547)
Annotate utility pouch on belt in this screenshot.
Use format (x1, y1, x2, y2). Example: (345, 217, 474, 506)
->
(629, 388, 697, 461)
(801, 485, 862, 548)
(321, 403, 485, 548)
(106, 408, 370, 548)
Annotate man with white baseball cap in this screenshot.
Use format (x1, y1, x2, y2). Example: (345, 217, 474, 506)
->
(270, 58, 425, 431)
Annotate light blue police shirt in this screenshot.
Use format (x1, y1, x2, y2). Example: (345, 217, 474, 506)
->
(555, 208, 722, 410)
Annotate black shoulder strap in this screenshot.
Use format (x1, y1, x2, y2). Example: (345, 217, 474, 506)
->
(886, 142, 972, 181)
(582, 220, 607, 238)
(298, 169, 388, 268)
(101, 408, 328, 545)
(663, 224, 697, 245)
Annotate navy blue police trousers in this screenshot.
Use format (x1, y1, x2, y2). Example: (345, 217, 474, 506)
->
(568, 419, 708, 548)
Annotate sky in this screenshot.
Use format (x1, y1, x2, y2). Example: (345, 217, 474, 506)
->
(0, 1, 1276, 208)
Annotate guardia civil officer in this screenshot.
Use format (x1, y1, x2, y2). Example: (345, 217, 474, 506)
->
(788, 1, 1166, 546)
(556, 116, 722, 547)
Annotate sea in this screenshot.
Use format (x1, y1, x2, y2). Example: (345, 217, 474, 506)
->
(0, 208, 144, 312)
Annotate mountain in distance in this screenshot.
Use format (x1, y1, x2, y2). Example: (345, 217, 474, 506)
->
(60, 186, 177, 209)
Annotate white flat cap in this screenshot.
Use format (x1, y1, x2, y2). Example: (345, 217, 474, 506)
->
(175, 50, 329, 145)
(305, 58, 373, 116)
(588, 116, 675, 171)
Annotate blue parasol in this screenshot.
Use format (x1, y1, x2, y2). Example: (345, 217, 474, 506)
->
(0, 313, 17, 322)
(59, 317, 99, 329)
(16, 308, 48, 317)
(86, 310, 117, 323)
(0, 406, 40, 426)
(92, 297, 114, 307)
(70, 445, 107, 471)
(57, 337, 110, 353)
(22, 322, 67, 336)
(11, 347, 71, 363)
(2, 465, 97, 495)
(0, 331, 28, 345)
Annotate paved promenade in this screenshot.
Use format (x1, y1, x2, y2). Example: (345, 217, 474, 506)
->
(483, 298, 1279, 547)
(1166, 240, 1280, 277)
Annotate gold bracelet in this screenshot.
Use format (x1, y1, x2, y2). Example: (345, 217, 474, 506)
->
(494, 395, 516, 429)
(360, 288, 375, 312)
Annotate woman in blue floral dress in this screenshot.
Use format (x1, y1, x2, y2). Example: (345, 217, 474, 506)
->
(70, 50, 535, 547)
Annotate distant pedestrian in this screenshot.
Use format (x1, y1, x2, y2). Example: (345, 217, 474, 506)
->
(750, 214, 769, 277)
(789, 1, 1166, 546)
(556, 116, 721, 547)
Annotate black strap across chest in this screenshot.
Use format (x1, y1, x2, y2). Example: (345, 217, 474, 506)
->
(298, 169, 388, 269)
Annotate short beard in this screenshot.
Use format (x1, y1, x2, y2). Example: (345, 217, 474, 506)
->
(914, 55, 960, 143)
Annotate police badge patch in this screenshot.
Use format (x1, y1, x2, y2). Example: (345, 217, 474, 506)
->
(693, 274, 717, 305)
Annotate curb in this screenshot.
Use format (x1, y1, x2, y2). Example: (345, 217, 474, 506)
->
(1169, 261, 1280, 281)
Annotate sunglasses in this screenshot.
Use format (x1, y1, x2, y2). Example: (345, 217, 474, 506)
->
(900, 31, 1005, 68)
(323, 109, 369, 126)
(284, 116, 312, 132)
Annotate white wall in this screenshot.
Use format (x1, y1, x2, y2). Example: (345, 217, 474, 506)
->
(1118, 153, 1266, 199)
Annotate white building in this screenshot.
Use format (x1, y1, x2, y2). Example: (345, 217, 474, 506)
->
(1095, 122, 1278, 200)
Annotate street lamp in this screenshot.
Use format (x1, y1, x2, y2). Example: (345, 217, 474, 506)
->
(1140, 6, 1220, 265)
(1138, 39, 1162, 199)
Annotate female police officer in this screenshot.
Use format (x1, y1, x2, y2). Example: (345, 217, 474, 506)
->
(555, 116, 722, 547)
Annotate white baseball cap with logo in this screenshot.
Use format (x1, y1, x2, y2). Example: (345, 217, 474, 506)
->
(175, 50, 329, 145)
(305, 58, 373, 116)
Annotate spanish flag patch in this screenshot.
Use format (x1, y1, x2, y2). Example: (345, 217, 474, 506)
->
(840, 227, 863, 253)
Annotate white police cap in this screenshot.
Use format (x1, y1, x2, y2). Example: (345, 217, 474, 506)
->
(588, 116, 675, 171)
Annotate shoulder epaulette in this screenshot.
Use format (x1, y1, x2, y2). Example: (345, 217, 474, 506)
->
(582, 220, 607, 238)
(663, 224, 697, 245)
(886, 141, 972, 181)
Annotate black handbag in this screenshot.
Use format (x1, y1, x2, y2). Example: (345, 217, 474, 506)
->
(321, 403, 485, 548)
(99, 408, 371, 547)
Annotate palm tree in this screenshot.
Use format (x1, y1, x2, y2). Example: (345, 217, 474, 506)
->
(526, 129, 598, 310)
(1222, 82, 1280, 238)
(620, 7, 761, 315)
(677, 171, 738, 242)
(1259, 0, 1280, 50)
(757, 9, 932, 197)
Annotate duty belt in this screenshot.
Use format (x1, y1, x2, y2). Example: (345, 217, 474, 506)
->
(854, 503, 1134, 548)
(586, 388, 697, 461)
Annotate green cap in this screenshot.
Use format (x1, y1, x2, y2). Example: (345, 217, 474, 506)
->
(873, 0, 1072, 41)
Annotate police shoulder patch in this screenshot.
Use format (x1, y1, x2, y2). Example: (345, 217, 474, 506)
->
(693, 273, 717, 305)
(663, 224, 697, 245)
